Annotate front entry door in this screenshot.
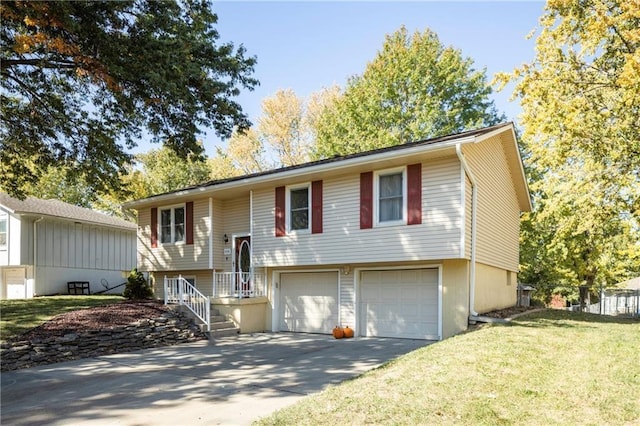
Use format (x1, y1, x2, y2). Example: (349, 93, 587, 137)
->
(234, 236, 251, 297)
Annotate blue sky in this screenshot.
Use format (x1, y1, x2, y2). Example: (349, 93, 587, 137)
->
(135, 1, 545, 155)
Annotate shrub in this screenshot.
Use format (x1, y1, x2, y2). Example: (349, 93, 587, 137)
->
(123, 269, 153, 300)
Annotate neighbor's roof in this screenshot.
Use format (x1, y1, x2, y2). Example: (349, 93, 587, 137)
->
(0, 193, 137, 230)
(125, 122, 531, 210)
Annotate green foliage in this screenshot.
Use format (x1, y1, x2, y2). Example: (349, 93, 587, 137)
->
(1, 0, 258, 200)
(500, 0, 640, 299)
(134, 145, 212, 197)
(123, 269, 153, 300)
(313, 26, 504, 158)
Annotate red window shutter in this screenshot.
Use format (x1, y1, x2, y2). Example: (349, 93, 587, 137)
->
(150, 207, 158, 248)
(360, 172, 373, 229)
(186, 201, 194, 244)
(275, 186, 286, 237)
(311, 180, 323, 234)
(407, 163, 422, 225)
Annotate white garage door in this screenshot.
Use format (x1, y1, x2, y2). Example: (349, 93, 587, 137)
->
(280, 271, 339, 334)
(360, 268, 439, 340)
(4, 268, 26, 299)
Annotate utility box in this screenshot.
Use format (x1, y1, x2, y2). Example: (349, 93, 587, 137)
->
(517, 285, 535, 307)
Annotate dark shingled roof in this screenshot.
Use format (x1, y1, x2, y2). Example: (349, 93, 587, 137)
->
(0, 193, 137, 230)
(140, 122, 514, 201)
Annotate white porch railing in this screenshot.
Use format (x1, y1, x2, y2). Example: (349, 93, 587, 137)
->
(164, 275, 211, 332)
(213, 272, 266, 298)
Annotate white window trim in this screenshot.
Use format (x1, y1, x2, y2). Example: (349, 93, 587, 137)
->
(373, 166, 407, 227)
(285, 183, 311, 234)
(158, 203, 186, 245)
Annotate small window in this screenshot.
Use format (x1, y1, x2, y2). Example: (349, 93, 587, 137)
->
(288, 185, 310, 231)
(375, 169, 406, 225)
(159, 205, 185, 244)
(0, 216, 7, 249)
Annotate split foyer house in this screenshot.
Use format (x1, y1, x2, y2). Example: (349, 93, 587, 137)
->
(0, 194, 137, 299)
(125, 122, 532, 340)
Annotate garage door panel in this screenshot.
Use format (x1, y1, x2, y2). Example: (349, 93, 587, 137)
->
(280, 272, 339, 334)
(360, 268, 439, 340)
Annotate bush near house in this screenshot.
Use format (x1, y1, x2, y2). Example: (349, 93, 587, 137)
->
(123, 269, 153, 300)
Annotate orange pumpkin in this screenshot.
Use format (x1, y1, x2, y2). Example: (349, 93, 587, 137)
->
(332, 326, 344, 339)
(343, 326, 354, 338)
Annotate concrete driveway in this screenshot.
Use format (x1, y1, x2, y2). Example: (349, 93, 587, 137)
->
(1, 333, 431, 425)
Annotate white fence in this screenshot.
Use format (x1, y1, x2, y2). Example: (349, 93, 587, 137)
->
(213, 272, 266, 298)
(570, 289, 639, 317)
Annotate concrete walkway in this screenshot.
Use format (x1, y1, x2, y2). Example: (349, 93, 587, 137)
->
(1, 333, 431, 425)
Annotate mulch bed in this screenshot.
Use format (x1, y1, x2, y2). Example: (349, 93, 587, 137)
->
(11, 300, 172, 342)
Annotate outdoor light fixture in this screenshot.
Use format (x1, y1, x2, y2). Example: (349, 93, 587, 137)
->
(223, 234, 229, 244)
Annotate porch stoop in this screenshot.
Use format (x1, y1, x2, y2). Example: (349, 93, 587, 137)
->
(175, 305, 240, 339)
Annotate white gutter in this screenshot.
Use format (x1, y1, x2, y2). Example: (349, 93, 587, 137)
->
(33, 216, 44, 297)
(456, 144, 479, 317)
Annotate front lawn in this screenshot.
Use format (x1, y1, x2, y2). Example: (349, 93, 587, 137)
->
(257, 310, 640, 425)
(0, 295, 124, 341)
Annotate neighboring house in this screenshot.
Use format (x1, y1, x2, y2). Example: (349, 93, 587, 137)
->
(0, 194, 137, 299)
(124, 122, 532, 340)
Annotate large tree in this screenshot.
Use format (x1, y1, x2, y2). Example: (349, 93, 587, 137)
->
(1, 0, 257, 199)
(134, 146, 212, 198)
(216, 88, 320, 173)
(498, 0, 640, 297)
(313, 26, 504, 158)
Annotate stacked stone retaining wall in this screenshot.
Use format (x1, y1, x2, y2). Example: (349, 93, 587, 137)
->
(1, 310, 206, 371)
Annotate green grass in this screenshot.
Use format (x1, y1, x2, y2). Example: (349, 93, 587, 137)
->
(256, 310, 640, 425)
(0, 295, 124, 341)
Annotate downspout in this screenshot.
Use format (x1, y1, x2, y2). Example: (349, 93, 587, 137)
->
(33, 216, 44, 297)
(456, 144, 479, 317)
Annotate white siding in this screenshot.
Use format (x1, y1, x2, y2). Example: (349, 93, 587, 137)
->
(1, 209, 24, 266)
(35, 219, 135, 271)
(253, 157, 463, 267)
(462, 136, 521, 271)
(137, 198, 211, 271)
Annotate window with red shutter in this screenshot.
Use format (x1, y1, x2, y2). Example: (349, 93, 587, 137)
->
(275, 186, 286, 237)
(151, 207, 158, 248)
(360, 172, 373, 229)
(311, 180, 323, 234)
(407, 163, 422, 225)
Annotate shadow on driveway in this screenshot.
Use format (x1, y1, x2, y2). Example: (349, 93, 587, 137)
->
(1, 333, 431, 425)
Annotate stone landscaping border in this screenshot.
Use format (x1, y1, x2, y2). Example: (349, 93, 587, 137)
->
(1, 309, 207, 371)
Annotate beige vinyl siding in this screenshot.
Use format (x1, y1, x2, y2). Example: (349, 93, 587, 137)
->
(215, 196, 250, 272)
(252, 157, 463, 267)
(137, 198, 211, 271)
(151, 269, 214, 298)
(212, 199, 224, 269)
(340, 272, 355, 328)
(462, 135, 521, 271)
